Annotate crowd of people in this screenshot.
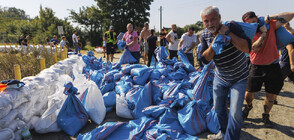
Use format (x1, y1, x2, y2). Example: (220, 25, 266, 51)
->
(102, 6, 294, 140)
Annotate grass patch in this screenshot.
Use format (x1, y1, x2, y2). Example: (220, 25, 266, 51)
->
(0, 48, 63, 81)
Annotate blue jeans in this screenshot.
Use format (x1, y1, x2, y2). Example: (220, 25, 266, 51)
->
(73, 43, 79, 54)
(213, 76, 247, 140)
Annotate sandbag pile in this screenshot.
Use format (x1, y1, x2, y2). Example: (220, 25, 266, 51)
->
(0, 44, 63, 53)
(0, 55, 90, 139)
(78, 47, 220, 139)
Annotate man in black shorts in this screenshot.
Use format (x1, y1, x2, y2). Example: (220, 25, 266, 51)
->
(242, 11, 294, 128)
(104, 26, 117, 62)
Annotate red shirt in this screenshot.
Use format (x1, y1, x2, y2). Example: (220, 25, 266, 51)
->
(250, 20, 279, 65)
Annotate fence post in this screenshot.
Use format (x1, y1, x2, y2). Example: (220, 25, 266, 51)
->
(61, 50, 65, 60)
(40, 58, 46, 71)
(38, 44, 41, 54)
(53, 53, 57, 63)
(10, 43, 12, 52)
(14, 64, 21, 80)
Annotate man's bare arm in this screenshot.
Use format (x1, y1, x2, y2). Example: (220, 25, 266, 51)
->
(265, 12, 294, 29)
(166, 33, 173, 44)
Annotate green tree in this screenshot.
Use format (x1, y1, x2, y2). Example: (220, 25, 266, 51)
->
(95, 0, 153, 33)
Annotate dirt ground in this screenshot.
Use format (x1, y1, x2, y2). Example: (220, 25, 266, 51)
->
(31, 50, 294, 140)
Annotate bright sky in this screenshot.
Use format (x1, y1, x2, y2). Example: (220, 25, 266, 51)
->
(1, 0, 294, 31)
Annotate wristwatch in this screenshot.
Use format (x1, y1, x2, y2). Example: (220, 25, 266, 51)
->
(225, 30, 231, 35)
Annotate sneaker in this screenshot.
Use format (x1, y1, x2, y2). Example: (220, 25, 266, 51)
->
(207, 131, 224, 140)
(242, 104, 253, 120)
(262, 113, 273, 128)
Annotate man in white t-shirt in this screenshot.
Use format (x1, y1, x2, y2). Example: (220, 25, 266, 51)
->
(166, 24, 179, 59)
(178, 26, 197, 66)
(72, 30, 78, 54)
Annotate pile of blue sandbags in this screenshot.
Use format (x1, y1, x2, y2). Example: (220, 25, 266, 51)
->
(76, 46, 220, 139)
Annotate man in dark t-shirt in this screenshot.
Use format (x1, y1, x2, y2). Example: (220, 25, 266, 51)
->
(147, 29, 159, 67)
(18, 35, 24, 45)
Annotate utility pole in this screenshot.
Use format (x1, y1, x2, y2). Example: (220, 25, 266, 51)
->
(159, 6, 162, 30)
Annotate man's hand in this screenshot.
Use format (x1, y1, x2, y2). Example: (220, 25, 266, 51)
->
(291, 64, 294, 72)
(218, 24, 229, 35)
(184, 48, 190, 53)
(259, 25, 267, 33)
(170, 41, 174, 45)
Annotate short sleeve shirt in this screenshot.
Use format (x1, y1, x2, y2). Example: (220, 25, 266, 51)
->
(250, 20, 279, 65)
(123, 31, 140, 52)
(180, 33, 197, 53)
(72, 34, 78, 43)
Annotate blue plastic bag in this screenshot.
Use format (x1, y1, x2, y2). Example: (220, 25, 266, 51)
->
(206, 107, 220, 134)
(118, 48, 138, 64)
(117, 40, 126, 50)
(154, 46, 169, 62)
(178, 100, 207, 135)
(188, 62, 214, 102)
(211, 35, 231, 55)
(126, 83, 153, 119)
(57, 82, 89, 136)
(177, 49, 196, 72)
(121, 64, 143, 75)
(225, 21, 258, 40)
(100, 82, 115, 95)
(103, 91, 116, 112)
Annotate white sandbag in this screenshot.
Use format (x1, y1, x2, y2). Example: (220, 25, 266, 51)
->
(34, 95, 63, 133)
(16, 103, 34, 123)
(7, 119, 20, 132)
(0, 128, 15, 140)
(27, 116, 39, 130)
(14, 129, 22, 140)
(1, 89, 28, 102)
(116, 94, 133, 119)
(21, 76, 45, 89)
(0, 110, 19, 129)
(84, 82, 106, 124)
(12, 96, 29, 109)
(0, 95, 12, 119)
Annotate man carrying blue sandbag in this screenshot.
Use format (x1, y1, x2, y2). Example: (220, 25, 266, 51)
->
(199, 6, 251, 140)
(178, 26, 197, 66)
(242, 11, 294, 128)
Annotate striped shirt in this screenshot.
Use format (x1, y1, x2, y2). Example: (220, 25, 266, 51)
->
(200, 21, 251, 83)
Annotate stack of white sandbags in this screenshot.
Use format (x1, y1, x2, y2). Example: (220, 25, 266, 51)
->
(0, 55, 86, 139)
(0, 45, 62, 53)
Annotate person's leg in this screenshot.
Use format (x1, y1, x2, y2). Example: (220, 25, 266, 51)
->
(243, 64, 264, 119)
(110, 44, 114, 62)
(212, 76, 230, 134)
(147, 50, 153, 67)
(225, 79, 247, 140)
(262, 63, 283, 127)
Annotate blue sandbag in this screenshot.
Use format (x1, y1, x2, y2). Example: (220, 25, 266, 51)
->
(103, 69, 119, 83)
(114, 72, 125, 81)
(211, 35, 231, 55)
(144, 125, 198, 140)
(178, 100, 207, 136)
(77, 117, 157, 140)
(133, 70, 152, 85)
(225, 21, 258, 40)
(154, 46, 169, 62)
(90, 70, 104, 88)
(187, 62, 214, 102)
(100, 82, 115, 95)
(115, 84, 132, 95)
(126, 83, 153, 119)
(149, 69, 161, 80)
(118, 48, 138, 64)
(103, 91, 116, 109)
(206, 107, 220, 134)
(168, 67, 188, 80)
(131, 67, 151, 77)
(117, 40, 126, 50)
(57, 82, 89, 136)
(177, 49, 196, 73)
(143, 104, 183, 132)
(121, 64, 143, 75)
